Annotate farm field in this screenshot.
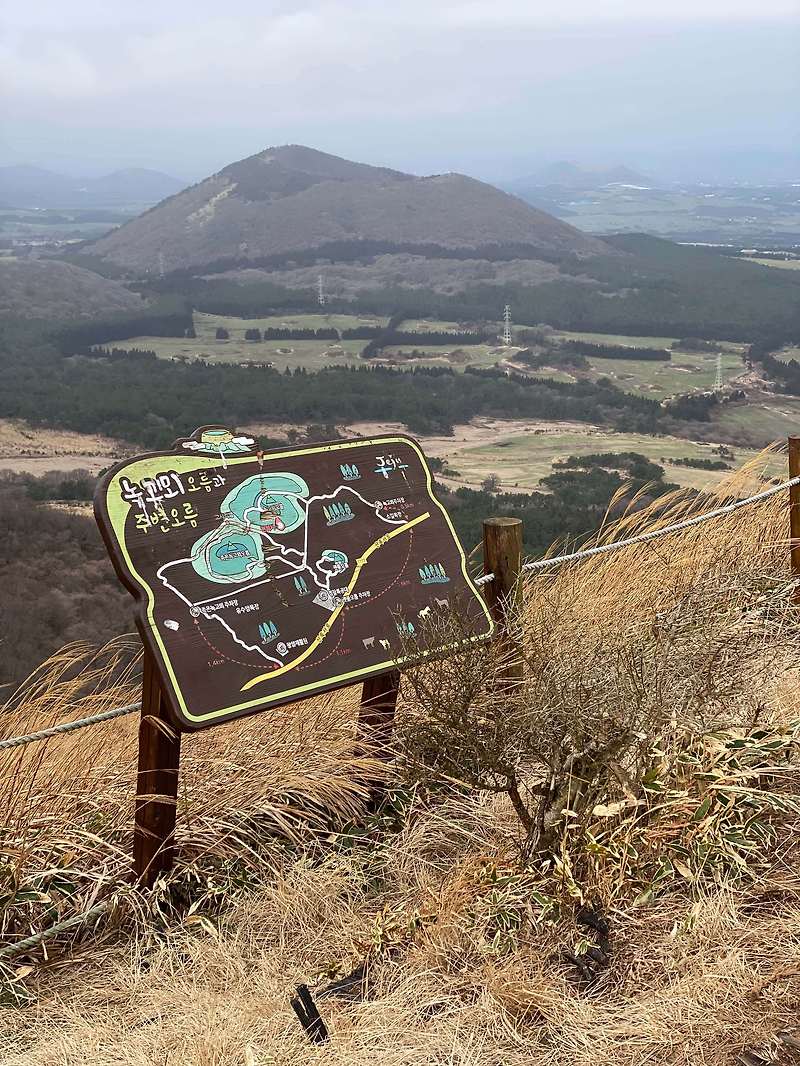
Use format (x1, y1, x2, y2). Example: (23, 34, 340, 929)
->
(432, 424, 780, 493)
(712, 395, 800, 446)
(109, 313, 516, 375)
(772, 346, 800, 364)
(747, 257, 800, 271)
(583, 348, 745, 396)
(378, 343, 555, 375)
(401, 318, 479, 332)
(552, 328, 679, 349)
(110, 311, 374, 372)
(544, 329, 748, 396)
(97, 316, 752, 393)
(110, 331, 366, 371)
(196, 311, 388, 333)
(552, 328, 746, 354)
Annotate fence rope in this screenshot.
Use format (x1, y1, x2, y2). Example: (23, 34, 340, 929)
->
(0, 702, 141, 752)
(0, 901, 111, 962)
(473, 475, 800, 587)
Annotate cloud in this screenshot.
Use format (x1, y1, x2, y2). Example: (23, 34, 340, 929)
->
(1, 1, 797, 175)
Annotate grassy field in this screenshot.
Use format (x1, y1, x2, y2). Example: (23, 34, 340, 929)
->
(198, 311, 388, 333)
(772, 345, 800, 364)
(113, 313, 515, 376)
(747, 257, 800, 271)
(113, 311, 381, 372)
(713, 395, 800, 445)
(437, 424, 781, 493)
(545, 330, 748, 397)
(401, 318, 476, 332)
(553, 328, 746, 354)
(102, 316, 751, 394)
(585, 348, 744, 396)
(552, 328, 679, 349)
(378, 343, 551, 375)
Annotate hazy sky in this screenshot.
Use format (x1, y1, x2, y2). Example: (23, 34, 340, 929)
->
(2, 0, 798, 182)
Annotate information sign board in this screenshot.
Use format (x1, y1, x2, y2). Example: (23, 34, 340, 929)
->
(95, 427, 493, 730)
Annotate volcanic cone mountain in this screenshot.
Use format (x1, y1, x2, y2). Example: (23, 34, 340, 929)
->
(88, 145, 611, 274)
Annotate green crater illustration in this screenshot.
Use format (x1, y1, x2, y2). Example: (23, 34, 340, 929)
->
(190, 472, 310, 584)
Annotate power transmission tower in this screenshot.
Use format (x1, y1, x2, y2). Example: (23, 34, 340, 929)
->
(502, 304, 512, 346)
(318, 275, 326, 307)
(713, 352, 724, 392)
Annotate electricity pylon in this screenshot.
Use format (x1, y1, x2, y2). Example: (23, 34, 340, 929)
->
(502, 304, 512, 346)
(713, 352, 724, 391)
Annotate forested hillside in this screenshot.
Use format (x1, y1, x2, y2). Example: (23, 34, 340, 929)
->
(0, 482, 130, 688)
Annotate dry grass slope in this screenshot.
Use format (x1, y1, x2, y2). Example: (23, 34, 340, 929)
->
(1, 452, 799, 1065)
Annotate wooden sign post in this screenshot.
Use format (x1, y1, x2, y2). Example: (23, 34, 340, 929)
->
(95, 427, 493, 883)
(134, 649, 180, 884)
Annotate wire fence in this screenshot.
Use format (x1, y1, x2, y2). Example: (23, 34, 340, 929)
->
(0, 702, 142, 752)
(0, 902, 112, 963)
(2, 475, 798, 749)
(475, 474, 800, 585)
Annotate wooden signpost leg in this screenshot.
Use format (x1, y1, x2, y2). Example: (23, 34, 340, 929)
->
(482, 517, 524, 683)
(133, 648, 181, 887)
(357, 670, 400, 809)
(789, 437, 800, 604)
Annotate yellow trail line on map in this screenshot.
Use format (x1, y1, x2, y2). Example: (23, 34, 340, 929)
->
(240, 511, 431, 691)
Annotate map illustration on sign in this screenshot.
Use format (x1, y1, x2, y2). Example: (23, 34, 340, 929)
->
(95, 427, 494, 730)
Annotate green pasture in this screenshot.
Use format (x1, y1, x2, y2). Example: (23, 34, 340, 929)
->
(439, 426, 778, 494)
(194, 311, 387, 333)
(584, 349, 744, 396)
(713, 396, 800, 447)
(772, 346, 800, 364)
(748, 258, 800, 271)
(111, 312, 382, 373)
(552, 328, 679, 349)
(378, 343, 505, 373)
(401, 319, 476, 332)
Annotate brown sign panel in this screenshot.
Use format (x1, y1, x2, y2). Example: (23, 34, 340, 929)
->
(95, 427, 493, 731)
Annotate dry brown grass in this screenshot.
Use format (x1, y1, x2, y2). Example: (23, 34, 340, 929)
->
(1, 449, 799, 1064)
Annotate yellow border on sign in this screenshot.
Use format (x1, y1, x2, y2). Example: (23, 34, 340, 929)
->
(104, 435, 494, 725)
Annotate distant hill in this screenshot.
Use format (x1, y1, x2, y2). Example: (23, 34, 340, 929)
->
(0, 166, 186, 208)
(0, 259, 144, 320)
(86, 145, 612, 274)
(508, 162, 654, 191)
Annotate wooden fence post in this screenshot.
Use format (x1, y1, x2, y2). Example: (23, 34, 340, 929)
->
(133, 647, 181, 886)
(357, 670, 401, 810)
(482, 517, 524, 682)
(789, 437, 800, 603)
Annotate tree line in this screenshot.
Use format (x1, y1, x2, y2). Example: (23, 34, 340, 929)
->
(126, 234, 800, 343)
(560, 340, 671, 361)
